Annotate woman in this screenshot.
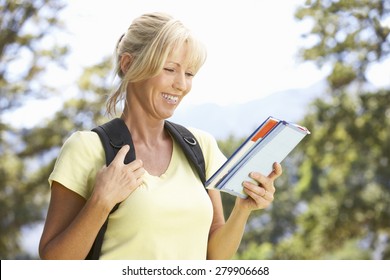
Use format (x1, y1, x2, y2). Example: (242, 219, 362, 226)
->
(39, 12, 282, 260)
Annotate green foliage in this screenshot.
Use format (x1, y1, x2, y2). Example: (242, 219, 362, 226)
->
(0, 0, 68, 113)
(217, 134, 244, 158)
(236, 242, 274, 260)
(268, 0, 390, 259)
(296, 0, 390, 90)
(0, 0, 68, 259)
(287, 90, 390, 259)
(240, 0, 390, 260)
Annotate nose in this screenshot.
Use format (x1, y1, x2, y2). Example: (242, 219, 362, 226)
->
(173, 72, 187, 92)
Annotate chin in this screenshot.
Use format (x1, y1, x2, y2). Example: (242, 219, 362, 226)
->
(165, 112, 175, 120)
(163, 105, 179, 118)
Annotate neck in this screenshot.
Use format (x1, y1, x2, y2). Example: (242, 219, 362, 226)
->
(120, 109, 168, 148)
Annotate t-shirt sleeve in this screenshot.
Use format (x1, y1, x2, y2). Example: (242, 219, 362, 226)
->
(48, 131, 105, 199)
(188, 128, 227, 181)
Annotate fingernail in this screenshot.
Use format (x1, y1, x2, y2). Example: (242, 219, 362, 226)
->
(242, 181, 248, 187)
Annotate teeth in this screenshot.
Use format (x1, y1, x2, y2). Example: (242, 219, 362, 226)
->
(162, 93, 179, 104)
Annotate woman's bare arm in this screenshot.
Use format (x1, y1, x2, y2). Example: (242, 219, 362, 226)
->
(39, 145, 145, 259)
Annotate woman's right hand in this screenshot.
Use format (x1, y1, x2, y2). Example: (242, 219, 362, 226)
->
(39, 145, 144, 260)
(92, 145, 145, 210)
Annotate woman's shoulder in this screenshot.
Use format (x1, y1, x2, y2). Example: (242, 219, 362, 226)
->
(63, 130, 101, 148)
(186, 127, 218, 148)
(60, 130, 103, 159)
(185, 126, 226, 178)
(48, 130, 104, 199)
(66, 130, 101, 143)
(187, 127, 216, 141)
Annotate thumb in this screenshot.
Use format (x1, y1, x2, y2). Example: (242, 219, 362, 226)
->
(268, 162, 282, 179)
(112, 144, 130, 165)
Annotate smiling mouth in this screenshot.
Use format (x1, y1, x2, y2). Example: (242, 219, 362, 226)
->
(162, 93, 179, 104)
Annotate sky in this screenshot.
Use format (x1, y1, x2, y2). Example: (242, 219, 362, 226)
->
(6, 0, 390, 128)
(6, 0, 330, 127)
(6, 0, 332, 129)
(61, 0, 325, 105)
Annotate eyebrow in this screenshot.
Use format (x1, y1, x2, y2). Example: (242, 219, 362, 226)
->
(166, 61, 181, 67)
(166, 61, 195, 71)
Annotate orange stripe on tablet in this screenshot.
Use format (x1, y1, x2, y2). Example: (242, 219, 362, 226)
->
(251, 119, 279, 141)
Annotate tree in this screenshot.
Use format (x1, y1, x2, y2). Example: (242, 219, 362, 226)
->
(0, 0, 68, 259)
(268, 0, 390, 259)
(296, 0, 389, 91)
(233, 0, 390, 260)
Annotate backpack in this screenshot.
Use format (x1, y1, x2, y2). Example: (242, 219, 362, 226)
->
(86, 118, 206, 259)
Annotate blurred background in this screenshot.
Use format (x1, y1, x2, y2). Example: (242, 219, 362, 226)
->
(1, 0, 389, 259)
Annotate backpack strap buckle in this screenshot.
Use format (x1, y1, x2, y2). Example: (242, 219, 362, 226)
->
(183, 137, 197, 146)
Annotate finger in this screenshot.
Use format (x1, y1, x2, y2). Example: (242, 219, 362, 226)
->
(268, 162, 282, 179)
(262, 188, 274, 201)
(135, 176, 144, 187)
(249, 172, 267, 185)
(133, 166, 145, 178)
(243, 181, 267, 197)
(111, 145, 130, 165)
(243, 184, 271, 207)
(128, 159, 144, 171)
(249, 172, 276, 194)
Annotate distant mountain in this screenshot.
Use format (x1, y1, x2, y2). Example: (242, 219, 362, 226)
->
(170, 81, 325, 139)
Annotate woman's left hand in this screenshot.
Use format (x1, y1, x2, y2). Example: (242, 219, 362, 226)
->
(236, 162, 283, 212)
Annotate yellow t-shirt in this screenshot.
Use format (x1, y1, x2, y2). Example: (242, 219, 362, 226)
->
(48, 127, 226, 260)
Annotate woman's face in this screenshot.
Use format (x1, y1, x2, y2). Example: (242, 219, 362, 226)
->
(128, 43, 195, 120)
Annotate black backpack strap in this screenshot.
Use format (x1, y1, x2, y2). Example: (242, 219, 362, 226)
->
(86, 118, 135, 260)
(165, 120, 206, 186)
(93, 118, 136, 165)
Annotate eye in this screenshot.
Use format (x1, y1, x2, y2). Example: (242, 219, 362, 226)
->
(164, 68, 175, 73)
(185, 72, 194, 78)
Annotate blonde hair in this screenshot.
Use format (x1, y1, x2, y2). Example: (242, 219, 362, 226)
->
(107, 12, 207, 115)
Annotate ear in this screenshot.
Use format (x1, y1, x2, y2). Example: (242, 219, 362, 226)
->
(120, 53, 133, 76)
